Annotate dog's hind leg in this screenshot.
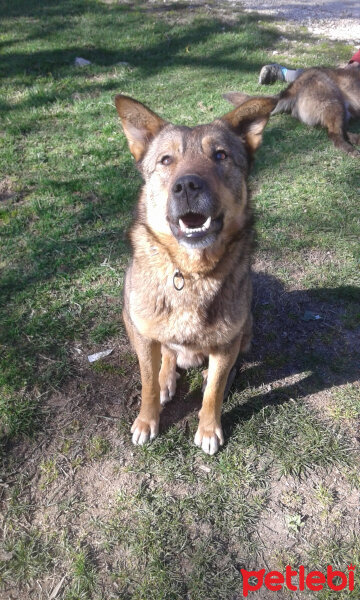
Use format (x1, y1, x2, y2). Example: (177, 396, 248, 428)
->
(347, 132, 360, 146)
(159, 346, 179, 406)
(324, 104, 360, 156)
(223, 313, 252, 398)
(202, 364, 237, 397)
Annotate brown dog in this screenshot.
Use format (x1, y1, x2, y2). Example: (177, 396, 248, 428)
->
(115, 94, 276, 454)
(225, 67, 360, 156)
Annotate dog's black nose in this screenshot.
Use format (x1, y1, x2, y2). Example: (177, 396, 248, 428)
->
(172, 175, 204, 200)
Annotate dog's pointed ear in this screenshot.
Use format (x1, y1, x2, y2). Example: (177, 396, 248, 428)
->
(220, 96, 277, 156)
(115, 95, 167, 162)
(223, 91, 251, 106)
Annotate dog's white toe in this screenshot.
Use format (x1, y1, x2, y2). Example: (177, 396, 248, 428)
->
(131, 418, 158, 445)
(194, 425, 224, 455)
(160, 390, 171, 406)
(160, 371, 179, 406)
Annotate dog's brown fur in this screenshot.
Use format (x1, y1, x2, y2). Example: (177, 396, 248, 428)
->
(225, 67, 360, 156)
(115, 94, 276, 455)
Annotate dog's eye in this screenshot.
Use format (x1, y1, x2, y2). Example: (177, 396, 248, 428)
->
(160, 155, 173, 166)
(214, 150, 227, 161)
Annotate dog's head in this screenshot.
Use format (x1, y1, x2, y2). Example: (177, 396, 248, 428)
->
(115, 94, 276, 251)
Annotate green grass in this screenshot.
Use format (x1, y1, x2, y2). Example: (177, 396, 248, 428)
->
(329, 384, 360, 421)
(1, 1, 360, 598)
(0, 531, 57, 587)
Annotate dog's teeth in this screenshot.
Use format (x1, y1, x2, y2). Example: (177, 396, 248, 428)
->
(202, 216, 211, 231)
(179, 219, 187, 232)
(179, 216, 212, 235)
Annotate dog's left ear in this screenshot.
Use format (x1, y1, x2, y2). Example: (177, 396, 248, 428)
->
(115, 95, 167, 162)
(220, 96, 277, 157)
(223, 91, 251, 106)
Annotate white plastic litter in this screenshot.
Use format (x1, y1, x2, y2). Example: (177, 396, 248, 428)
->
(87, 348, 114, 363)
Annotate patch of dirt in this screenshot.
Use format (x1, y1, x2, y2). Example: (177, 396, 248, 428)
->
(0, 178, 16, 202)
(236, 0, 360, 42)
(255, 467, 360, 557)
(244, 466, 360, 598)
(0, 177, 32, 204)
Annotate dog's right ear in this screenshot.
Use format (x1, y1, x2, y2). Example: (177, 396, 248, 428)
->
(223, 92, 251, 106)
(115, 95, 167, 162)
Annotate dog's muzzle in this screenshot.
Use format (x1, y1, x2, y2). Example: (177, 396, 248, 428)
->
(167, 174, 223, 248)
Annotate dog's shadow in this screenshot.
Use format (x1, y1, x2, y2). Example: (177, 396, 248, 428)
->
(160, 271, 360, 439)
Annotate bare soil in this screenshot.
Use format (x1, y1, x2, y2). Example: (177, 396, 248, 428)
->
(235, 0, 360, 42)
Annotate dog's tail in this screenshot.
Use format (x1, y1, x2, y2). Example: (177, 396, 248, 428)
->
(270, 91, 295, 115)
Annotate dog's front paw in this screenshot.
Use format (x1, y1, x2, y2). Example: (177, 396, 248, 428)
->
(194, 423, 224, 455)
(131, 416, 159, 446)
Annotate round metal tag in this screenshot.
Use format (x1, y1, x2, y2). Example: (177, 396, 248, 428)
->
(173, 269, 185, 291)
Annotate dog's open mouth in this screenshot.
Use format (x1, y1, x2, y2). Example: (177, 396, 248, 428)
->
(169, 212, 223, 246)
(179, 213, 212, 236)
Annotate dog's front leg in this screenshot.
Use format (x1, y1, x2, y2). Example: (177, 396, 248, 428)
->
(195, 339, 241, 455)
(130, 333, 161, 446)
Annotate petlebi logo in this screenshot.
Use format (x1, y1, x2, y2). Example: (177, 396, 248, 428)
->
(240, 564, 356, 596)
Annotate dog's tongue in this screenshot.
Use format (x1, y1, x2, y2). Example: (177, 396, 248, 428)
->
(180, 212, 207, 228)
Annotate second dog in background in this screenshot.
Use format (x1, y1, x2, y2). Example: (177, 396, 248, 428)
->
(225, 66, 360, 156)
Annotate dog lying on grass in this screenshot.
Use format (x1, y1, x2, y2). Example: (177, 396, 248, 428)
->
(225, 67, 360, 156)
(115, 94, 276, 454)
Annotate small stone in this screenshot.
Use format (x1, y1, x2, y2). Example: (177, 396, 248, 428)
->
(74, 57, 91, 67)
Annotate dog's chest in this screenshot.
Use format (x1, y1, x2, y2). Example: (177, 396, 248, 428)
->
(128, 266, 243, 348)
